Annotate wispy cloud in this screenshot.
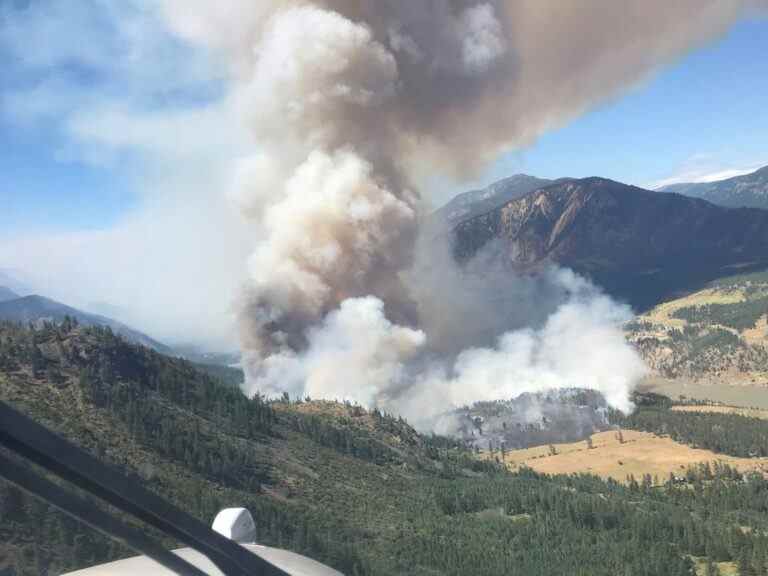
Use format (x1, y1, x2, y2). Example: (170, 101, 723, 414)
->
(648, 154, 766, 189)
(0, 0, 247, 350)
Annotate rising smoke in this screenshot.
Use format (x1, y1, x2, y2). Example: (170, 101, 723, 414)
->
(160, 0, 762, 430)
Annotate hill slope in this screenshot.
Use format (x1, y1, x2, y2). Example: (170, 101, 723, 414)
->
(660, 165, 768, 209)
(6, 325, 768, 575)
(0, 295, 170, 352)
(452, 177, 768, 309)
(0, 322, 496, 576)
(625, 268, 768, 382)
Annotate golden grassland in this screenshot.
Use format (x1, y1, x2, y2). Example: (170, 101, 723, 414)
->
(491, 429, 768, 484)
(743, 315, 768, 345)
(637, 287, 747, 331)
(691, 558, 738, 576)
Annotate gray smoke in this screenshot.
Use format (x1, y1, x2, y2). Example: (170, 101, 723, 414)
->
(453, 389, 611, 450)
(160, 0, 761, 430)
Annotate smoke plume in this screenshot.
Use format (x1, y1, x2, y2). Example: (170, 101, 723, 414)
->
(160, 0, 760, 430)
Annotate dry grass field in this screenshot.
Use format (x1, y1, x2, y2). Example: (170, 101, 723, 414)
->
(691, 558, 737, 576)
(494, 429, 768, 483)
(641, 287, 747, 330)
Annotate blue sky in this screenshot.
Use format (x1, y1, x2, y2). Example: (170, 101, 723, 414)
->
(1, 6, 767, 232)
(0, 0, 223, 236)
(0, 2, 766, 351)
(465, 15, 768, 194)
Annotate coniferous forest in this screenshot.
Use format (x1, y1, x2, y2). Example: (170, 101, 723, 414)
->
(4, 322, 768, 575)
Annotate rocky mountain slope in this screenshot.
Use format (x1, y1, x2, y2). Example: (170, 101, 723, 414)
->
(451, 177, 768, 309)
(625, 268, 768, 382)
(433, 174, 553, 227)
(660, 165, 768, 209)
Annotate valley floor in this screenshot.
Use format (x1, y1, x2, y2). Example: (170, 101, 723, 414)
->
(643, 377, 768, 409)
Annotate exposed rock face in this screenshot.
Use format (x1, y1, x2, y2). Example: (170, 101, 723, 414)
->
(433, 174, 553, 227)
(451, 177, 768, 309)
(660, 165, 768, 210)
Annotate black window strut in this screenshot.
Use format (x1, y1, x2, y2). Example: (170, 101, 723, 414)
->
(0, 400, 291, 576)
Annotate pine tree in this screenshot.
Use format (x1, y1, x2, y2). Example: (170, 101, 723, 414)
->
(753, 542, 766, 576)
(739, 547, 753, 576)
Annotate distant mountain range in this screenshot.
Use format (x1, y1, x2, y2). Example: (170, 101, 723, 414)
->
(0, 292, 171, 352)
(449, 176, 768, 309)
(658, 165, 768, 209)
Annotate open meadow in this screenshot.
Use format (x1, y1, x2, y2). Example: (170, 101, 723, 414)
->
(495, 428, 768, 483)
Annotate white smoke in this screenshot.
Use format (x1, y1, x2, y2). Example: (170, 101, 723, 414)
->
(159, 0, 761, 430)
(253, 296, 426, 406)
(378, 269, 647, 432)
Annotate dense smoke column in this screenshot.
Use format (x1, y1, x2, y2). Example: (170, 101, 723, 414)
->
(220, 1, 523, 399)
(227, 6, 425, 388)
(160, 0, 762, 428)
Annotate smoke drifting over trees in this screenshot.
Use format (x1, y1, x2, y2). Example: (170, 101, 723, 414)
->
(160, 0, 762, 429)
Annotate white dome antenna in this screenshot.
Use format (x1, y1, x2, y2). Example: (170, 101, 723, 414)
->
(211, 508, 256, 544)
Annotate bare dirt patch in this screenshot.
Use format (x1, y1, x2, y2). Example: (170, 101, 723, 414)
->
(743, 314, 768, 345)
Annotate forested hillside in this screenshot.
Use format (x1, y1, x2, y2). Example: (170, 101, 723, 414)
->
(5, 322, 768, 575)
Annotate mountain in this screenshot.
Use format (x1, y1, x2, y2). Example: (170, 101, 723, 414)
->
(0, 294, 170, 353)
(3, 322, 768, 576)
(659, 165, 768, 209)
(433, 174, 553, 227)
(451, 177, 768, 309)
(0, 286, 18, 303)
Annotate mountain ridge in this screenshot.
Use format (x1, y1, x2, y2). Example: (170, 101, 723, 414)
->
(433, 174, 554, 227)
(659, 164, 768, 209)
(0, 294, 171, 353)
(451, 176, 768, 309)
